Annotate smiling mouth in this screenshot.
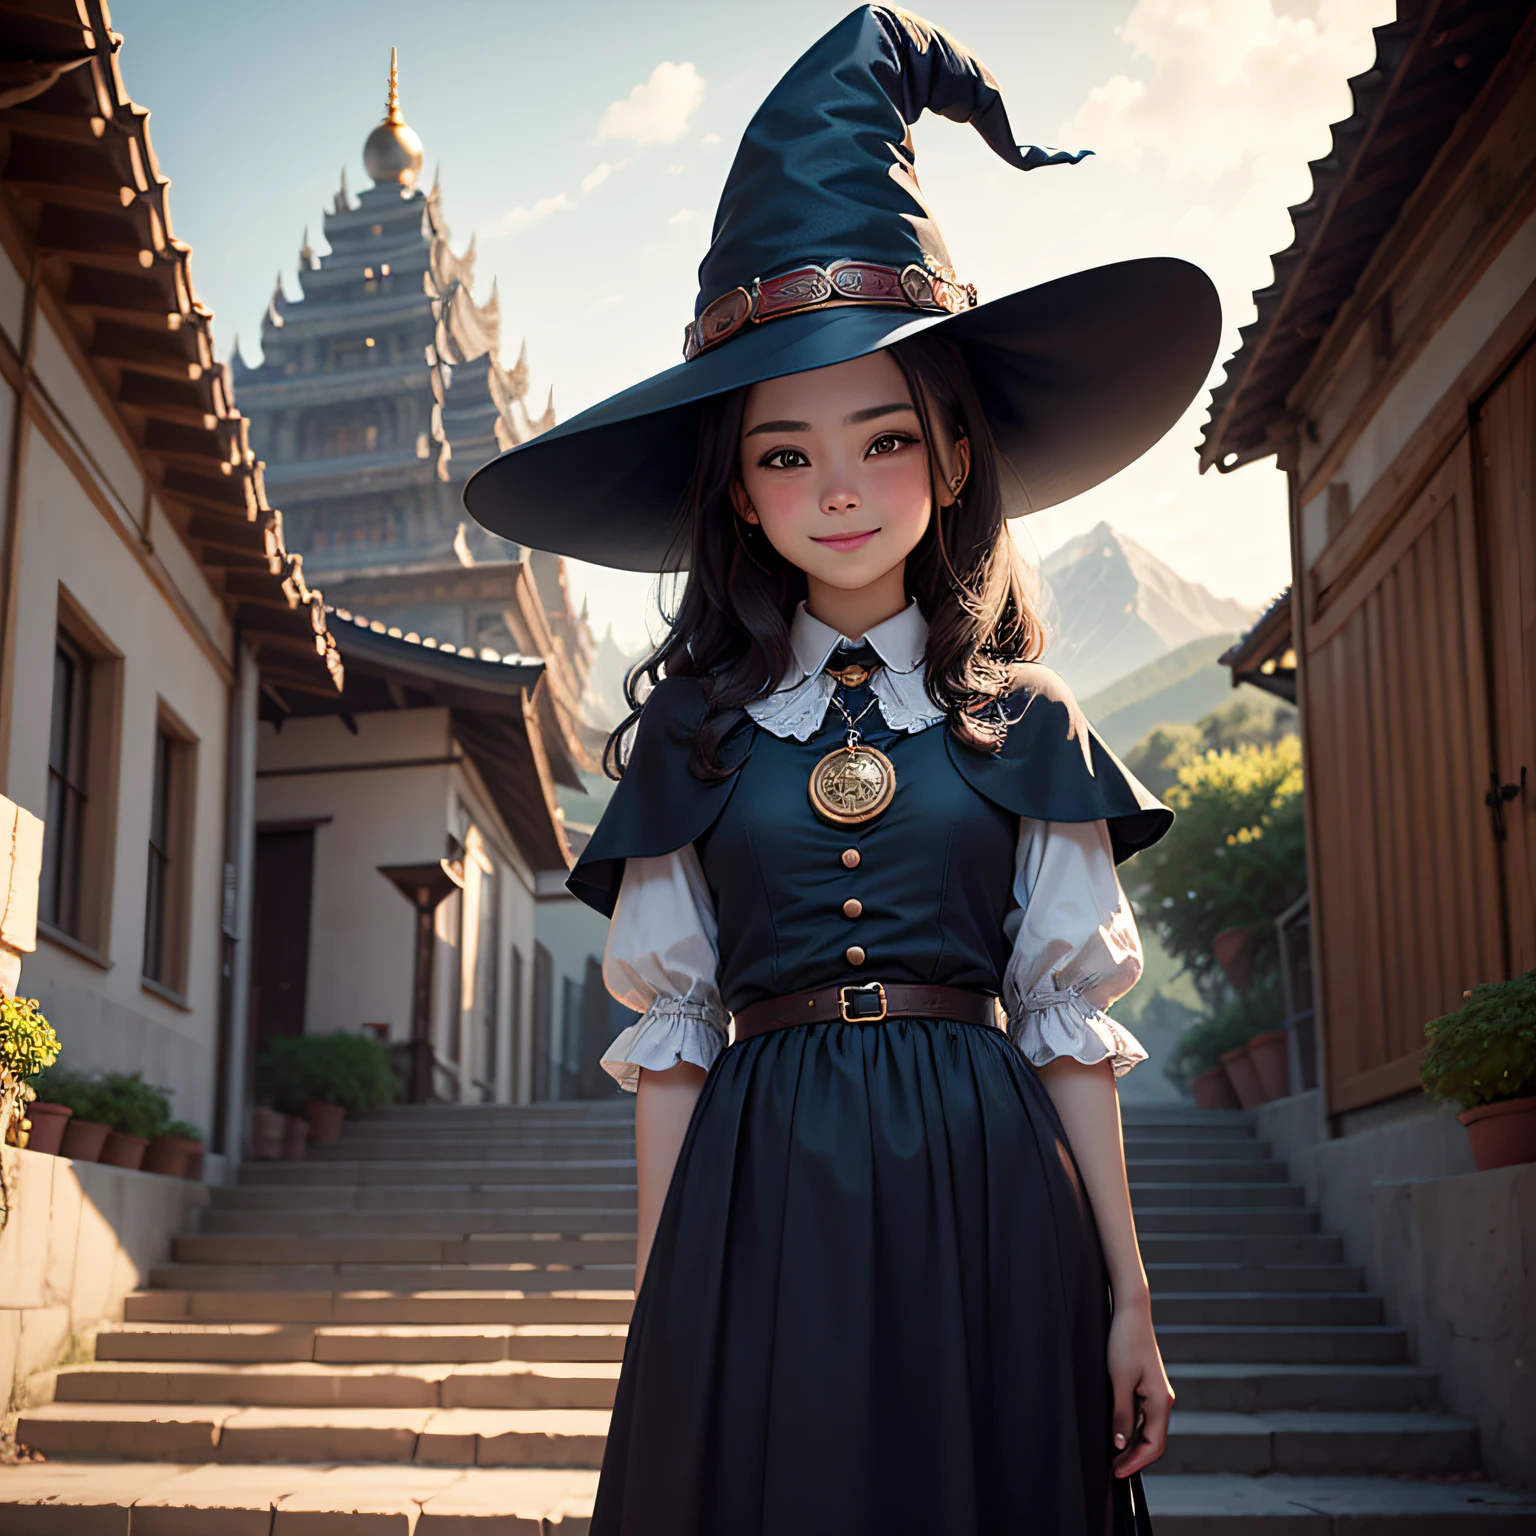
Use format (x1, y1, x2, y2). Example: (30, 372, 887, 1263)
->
(811, 528, 880, 552)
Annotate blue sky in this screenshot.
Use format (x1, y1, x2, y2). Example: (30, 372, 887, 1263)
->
(113, 0, 1394, 649)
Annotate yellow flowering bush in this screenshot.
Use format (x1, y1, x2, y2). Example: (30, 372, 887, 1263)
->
(0, 996, 60, 1091)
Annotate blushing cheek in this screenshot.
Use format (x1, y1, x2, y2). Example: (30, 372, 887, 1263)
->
(881, 457, 932, 548)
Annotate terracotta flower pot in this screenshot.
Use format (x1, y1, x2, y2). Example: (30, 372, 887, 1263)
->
(1191, 1063, 1241, 1110)
(250, 1106, 285, 1160)
(100, 1131, 149, 1171)
(185, 1145, 205, 1181)
(281, 1114, 310, 1161)
(1458, 1095, 1536, 1172)
(305, 1100, 347, 1145)
(142, 1134, 191, 1179)
(1220, 1042, 1270, 1109)
(1247, 1029, 1291, 1102)
(59, 1117, 110, 1162)
(24, 1101, 72, 1156)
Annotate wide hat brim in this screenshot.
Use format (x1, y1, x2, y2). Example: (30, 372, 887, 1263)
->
(463, 256, 1220, 572)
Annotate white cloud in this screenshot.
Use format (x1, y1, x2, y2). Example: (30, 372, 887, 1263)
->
(701, 132, 722, 144)
(580, 161, 624, 194)
(597, 61, 705, 146)
(666, 164, 685, 176)
(668, 208, 695, 224)
(498, 192, 573, 233)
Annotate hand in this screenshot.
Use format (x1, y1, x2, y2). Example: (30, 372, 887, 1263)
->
(1106, 1293, 1174, 1477)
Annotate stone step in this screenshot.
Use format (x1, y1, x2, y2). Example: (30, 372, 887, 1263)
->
(237, 1159, 639, 1187)
(1142, 1474, 1536, 1532)
(1120, 1108, 1254, 1130)
(1158, 1408, 1480, 1477)
(124, 1290, 634, 1326)
(1124, 1160, 1290, 1184)
(1130, 1181, 1307, 1208)
(55, 1359, 621, 1411)
(7, 1464, 1532, 1535)
(1138, 1233, 1343, 1264)
(1122, 1138, 1272, 1161)
(1151, 1293, 1383, 1327)
(308, 1139, 635, 1162)
(16, 1402, 614, 1467)
(172, 1233, 635, 1266)
(198, 1206, 640, 1235)
(97, 1322, 629, 1366)
(363, 1104, 633, 1121)
(1134, 1207, 1320, 1235)
(17, 1401, 1478, 1479)
(1167, 1363, 1441, 1414)
(1157, 1325, 1408, 1365)
(1146, 1263, 1364, 1294)
(147, 1261, 637, 1293)
(213, 1182, 638, 1211)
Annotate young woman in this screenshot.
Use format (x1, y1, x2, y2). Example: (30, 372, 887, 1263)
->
(465, 10, 1221, 1533)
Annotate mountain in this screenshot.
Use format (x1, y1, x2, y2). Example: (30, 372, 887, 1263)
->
(583, 625, 646, 729)
(1081, 634, 1242, 756)
(1037, 523, 1257, 699)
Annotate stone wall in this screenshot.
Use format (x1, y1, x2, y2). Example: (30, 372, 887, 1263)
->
(1255, 1090, 1533, 1486)
(0, 1147, 207, 1419)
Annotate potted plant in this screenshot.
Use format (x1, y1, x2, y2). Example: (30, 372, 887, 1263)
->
(91, 1072, 172, 1171)
(144, 1119, 203, 1179)
(1422, 971, 1536, 1172)
(1170, 1009, 1258, 1110)
(0, 995, 60, 1154)
(33, 1067, 112, 1163)
(255, 1031, 399, 1146)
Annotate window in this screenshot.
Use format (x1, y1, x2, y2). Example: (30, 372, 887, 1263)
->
(141, 709, 197, 996)
(41, 635, 89, 935)
(39, 594, 123, 958)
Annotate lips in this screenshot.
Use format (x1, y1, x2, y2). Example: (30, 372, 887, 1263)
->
(811, 529, 879, 552)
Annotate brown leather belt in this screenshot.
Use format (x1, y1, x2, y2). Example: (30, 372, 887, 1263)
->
(733, 981, 1000, 1041)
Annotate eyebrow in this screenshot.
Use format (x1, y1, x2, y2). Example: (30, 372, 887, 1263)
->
(742, 402, 917, 439)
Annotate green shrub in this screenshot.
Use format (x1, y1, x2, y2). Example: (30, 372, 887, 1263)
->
(256, 1032, 399, 1115)
(31, 1068, 171, 1137)
(1168, 970, 1287, 1083)
(162, 1119, 203, 1143)
(1422, 970, 1536, 1109)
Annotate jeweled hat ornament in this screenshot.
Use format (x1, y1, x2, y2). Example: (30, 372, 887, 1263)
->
(463, 6, 1221, 571)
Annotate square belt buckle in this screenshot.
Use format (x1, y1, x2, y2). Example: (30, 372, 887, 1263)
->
(840, 982, 888, 1022)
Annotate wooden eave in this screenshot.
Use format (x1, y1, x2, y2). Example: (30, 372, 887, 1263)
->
(0, 0, 340, 693)
(1199, 0, 1533, 475)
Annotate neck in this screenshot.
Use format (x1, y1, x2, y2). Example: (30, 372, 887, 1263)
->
(804, 564, 908, 641)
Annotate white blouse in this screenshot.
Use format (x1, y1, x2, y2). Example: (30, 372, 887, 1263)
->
(597, 604, 1148, 1092)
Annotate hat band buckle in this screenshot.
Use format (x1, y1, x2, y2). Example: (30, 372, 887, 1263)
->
(683, 259, 978, 361)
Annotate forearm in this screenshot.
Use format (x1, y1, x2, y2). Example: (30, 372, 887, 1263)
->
(1037, 1057, 1149, 1307)
(633, 1061, 707, 1290)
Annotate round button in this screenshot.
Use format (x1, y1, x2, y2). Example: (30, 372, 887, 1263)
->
(841, 848, 861, 869)
(843, 898, 863, 919)
(846, 945, 866, 966)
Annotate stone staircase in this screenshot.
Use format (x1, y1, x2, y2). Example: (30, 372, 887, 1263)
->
(4, 1101, 1535, 1532)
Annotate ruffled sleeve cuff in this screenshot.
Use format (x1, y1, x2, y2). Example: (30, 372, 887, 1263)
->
(1009, 984, 1147, 1078)
(599, 997, 728, 1093)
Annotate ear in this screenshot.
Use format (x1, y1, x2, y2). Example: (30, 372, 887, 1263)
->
(942, 435, 972, 506)
(729, 479, 760, 525)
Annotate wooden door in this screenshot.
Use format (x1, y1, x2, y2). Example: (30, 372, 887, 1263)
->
(250, 829, 316, 1054)
(1305, 437, 1506, 1112)
(1475, 340, 1536, 974)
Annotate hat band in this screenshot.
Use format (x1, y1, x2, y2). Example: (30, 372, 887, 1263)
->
(683, 259, 978, 361)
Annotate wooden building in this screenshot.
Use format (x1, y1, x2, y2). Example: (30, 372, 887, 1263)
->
(1202, 0, 1535, 1117)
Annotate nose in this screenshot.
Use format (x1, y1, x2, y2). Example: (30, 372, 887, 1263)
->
(821, 483, 860, 515)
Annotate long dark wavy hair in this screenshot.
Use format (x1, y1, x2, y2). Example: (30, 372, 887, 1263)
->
(607, 332, 1044, 779)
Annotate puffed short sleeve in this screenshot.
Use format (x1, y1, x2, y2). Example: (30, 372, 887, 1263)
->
(1001, 818, 1148, 1077)
(599, 846, 729, 1092)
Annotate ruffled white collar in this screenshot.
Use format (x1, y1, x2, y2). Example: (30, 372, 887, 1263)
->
(746, 601, 946, 741)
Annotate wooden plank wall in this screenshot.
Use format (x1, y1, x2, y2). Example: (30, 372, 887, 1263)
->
(1305, 440, 1506, 1112)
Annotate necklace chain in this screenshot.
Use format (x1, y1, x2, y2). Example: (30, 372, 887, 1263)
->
(829, 685, 879, 751)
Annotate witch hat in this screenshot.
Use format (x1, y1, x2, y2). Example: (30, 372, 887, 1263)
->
(464, 6, 1220, 572)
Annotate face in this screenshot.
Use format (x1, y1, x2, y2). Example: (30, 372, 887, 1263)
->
(732, 350, 968, 595)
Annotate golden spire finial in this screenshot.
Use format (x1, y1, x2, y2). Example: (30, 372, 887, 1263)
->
(385, 46, 405, 126)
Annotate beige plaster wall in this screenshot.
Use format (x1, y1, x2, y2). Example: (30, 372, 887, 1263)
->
(6, 389, 235, 1141)
(0, 1146, 207, 1417)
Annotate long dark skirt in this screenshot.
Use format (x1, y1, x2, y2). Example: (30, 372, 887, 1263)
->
(590, 1017, 1152, 1536)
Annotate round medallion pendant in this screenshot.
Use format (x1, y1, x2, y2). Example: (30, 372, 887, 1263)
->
(808, 744, 897, 826)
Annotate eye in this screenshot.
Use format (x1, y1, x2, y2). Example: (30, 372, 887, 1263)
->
(759, 446, 810, 470)
(866, 432, 918, 458)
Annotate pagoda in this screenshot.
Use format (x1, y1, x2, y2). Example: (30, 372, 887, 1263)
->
(233, 52, 591, 699)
